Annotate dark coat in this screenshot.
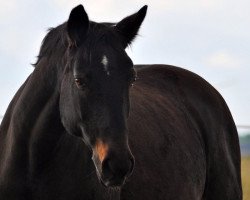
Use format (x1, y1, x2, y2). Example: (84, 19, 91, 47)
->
(0, 4, 242, 200)
(0, 65, 242, 200)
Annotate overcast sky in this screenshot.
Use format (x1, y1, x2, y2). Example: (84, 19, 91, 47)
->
(0, 0, 249, 134)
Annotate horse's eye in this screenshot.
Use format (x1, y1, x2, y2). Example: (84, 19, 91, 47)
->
(75, 78, 86, 89)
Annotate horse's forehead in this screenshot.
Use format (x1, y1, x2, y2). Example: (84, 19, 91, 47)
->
(101, 55, 110, 76)
(77, 40, 130, 75)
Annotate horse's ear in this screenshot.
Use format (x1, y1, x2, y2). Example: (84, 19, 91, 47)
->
(115, 5, 147, 48)
(67, 5, 89, 47)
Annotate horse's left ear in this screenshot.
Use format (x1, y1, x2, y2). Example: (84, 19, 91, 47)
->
(115, 5, 148, 48)
(67, 5, 89, 47)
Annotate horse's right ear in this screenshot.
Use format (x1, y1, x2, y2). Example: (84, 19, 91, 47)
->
(67, 5, 89, 47)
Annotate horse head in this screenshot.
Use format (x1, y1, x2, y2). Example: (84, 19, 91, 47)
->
(59, 5, 147, 188)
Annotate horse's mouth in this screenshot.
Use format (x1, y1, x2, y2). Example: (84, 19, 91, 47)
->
(96, 171, 125, 188)
(100, 177, 125, 188)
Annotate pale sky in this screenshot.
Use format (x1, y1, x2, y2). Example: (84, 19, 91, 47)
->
(0, 0, 249, 134)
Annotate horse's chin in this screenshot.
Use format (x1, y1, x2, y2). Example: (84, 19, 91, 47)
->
(101, 178, 124, 188)
(96, 171, 123, 189)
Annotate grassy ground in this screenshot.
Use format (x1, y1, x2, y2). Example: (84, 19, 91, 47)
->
(242, 157, 250, 200)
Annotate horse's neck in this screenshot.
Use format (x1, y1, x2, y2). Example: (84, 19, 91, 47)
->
(0, 61, 67, 190)
(4, 62, 63, 140)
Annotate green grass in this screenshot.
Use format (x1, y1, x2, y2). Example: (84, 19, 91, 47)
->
(242, 157, 250, 200)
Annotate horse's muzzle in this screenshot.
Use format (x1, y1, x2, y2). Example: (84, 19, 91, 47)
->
(100, 155, 134, 187)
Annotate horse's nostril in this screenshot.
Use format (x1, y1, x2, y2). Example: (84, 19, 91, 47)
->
(102, 157, 113, 176)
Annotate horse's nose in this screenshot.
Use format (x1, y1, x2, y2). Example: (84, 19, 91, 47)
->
(101, 154, 134, 187)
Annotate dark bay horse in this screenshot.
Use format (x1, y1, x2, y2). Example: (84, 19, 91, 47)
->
(0, 5, 242, 200)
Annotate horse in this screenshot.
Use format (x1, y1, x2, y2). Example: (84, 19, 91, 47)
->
(0, 4, 242, 200)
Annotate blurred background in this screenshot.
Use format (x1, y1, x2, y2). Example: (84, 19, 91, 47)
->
(0, 0, 249, 198)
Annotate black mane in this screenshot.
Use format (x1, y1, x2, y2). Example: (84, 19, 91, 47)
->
(34, 23, 67, 66)
(34, 22, 117, 67)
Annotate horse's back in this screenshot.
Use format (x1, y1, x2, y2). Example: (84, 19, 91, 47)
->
(122, 64, 242, 200)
